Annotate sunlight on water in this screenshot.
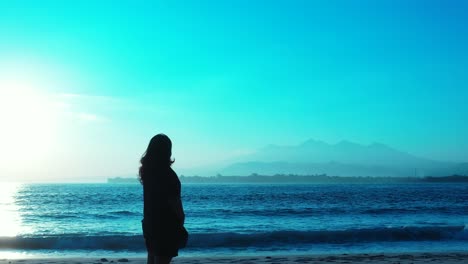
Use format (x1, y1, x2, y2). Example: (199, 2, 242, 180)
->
(0, 251, 32, 259)
(0, 183, 23, 237)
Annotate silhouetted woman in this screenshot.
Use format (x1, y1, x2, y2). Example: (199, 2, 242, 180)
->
(140, 134, 187, 264)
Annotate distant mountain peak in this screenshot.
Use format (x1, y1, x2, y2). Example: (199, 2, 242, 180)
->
(214, 137, 465, 177)
(300, 138, 328, 146)
(335, 140, 360, 147)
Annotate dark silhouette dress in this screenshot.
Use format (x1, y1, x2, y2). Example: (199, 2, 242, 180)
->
(142, 166, 183, 257)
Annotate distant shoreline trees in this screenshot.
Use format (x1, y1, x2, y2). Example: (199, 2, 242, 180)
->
(107, 174, 468, 184)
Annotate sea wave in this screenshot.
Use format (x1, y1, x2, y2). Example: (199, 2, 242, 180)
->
(0, 225, 466, 251)
(107, 210, 141, 216)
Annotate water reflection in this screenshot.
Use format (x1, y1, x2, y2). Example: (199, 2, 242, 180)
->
(0, 183, 23, 237)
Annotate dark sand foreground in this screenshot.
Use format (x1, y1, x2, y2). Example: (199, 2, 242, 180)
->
(1, 253, 468, 264)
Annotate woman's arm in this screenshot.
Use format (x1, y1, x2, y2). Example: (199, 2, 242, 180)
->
(168, 197, 185, 224)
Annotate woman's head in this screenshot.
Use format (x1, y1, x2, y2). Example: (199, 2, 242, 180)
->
(139, 134, 174, 183)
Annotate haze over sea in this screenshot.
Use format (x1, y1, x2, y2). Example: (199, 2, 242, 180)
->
(1, 182, 467, 257)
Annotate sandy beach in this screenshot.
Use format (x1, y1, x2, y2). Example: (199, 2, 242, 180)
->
(1, 252, 468, 264)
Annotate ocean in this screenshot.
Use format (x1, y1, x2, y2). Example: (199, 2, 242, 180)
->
(0, 182, 467, 257)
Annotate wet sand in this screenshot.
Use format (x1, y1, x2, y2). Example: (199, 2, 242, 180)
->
(1, 252, 468, 264)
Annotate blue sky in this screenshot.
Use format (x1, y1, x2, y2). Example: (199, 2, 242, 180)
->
(0, 1, 467, 181)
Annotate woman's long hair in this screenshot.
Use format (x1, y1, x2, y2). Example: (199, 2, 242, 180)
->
(139, 134, 174, 184)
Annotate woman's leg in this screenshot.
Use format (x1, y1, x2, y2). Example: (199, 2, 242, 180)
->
(154, 256, 172, 264)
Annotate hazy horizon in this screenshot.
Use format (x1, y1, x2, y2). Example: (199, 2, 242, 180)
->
(2, 138, 467, 183)
(1, 1, 468, 182)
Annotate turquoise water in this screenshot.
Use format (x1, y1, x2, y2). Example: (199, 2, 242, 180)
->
(0, 183, 467, 257)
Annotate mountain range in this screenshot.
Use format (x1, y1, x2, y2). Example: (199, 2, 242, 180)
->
(207, 139, 468, 177)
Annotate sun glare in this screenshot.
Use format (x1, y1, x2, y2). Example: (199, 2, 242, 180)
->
(0, 62, 58, 168)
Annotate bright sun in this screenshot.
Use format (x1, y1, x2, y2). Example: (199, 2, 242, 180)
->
(0, 63, 58, 168)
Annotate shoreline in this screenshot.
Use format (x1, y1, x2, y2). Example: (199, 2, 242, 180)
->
(1, 252, 468, 264)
